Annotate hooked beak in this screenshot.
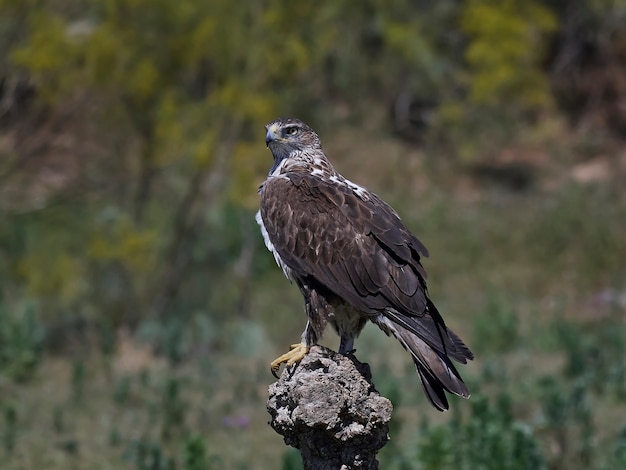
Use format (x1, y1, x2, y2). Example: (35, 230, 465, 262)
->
(265, 123, 280, 147)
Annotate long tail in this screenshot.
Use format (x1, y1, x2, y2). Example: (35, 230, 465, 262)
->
(374, 316, 471, 411)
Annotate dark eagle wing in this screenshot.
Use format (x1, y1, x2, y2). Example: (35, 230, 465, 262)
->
(260, 173, 470, 362)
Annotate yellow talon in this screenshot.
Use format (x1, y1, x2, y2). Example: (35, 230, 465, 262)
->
(270, 343, 309, 378)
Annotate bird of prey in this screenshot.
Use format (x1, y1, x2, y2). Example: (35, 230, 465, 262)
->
(256, 117, 473, 410)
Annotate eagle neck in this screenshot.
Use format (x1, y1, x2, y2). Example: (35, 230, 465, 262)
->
(270, 149, 338, 179)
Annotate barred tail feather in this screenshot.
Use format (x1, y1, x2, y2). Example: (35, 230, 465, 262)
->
(374, 316, 471, 411)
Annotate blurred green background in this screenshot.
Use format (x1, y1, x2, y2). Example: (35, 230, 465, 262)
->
(0, 0, 625, 468)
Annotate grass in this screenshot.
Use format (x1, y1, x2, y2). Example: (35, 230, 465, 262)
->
(1, 130, 625, 469)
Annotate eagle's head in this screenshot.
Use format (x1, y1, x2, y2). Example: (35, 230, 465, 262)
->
(265, 118, 322, 173)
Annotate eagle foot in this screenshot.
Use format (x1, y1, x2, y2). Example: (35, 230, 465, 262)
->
(270, 343, 309, 379)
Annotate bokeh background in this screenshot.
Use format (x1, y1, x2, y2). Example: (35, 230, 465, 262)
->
(1, 1, 625, 468)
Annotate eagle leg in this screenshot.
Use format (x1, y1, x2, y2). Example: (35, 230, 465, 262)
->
(270, 343, 309, 378)
(338, 335, 355, 355)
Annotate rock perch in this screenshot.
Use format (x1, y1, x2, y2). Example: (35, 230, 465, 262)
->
(267, 345, 393, 469)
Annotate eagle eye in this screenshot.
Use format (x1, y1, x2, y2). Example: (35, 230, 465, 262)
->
(284, 126, 299, 136)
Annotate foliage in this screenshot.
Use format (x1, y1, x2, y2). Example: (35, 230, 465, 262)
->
(417, 394, 546, 470)
(0, 183, 623, 469)
(472, 292, 519, 354)
(2, 403, 17, 453)
(1, 0, 623, 327)
(461, 0, 557, 111)
(0, 299, 43, 382)
(375, 311, 626, 469)
(379, 392, 546, 469)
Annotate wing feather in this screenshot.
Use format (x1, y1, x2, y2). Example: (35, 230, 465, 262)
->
(259, 173, 469, 360)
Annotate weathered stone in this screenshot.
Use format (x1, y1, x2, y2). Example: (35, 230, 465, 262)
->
(267, 346, 393, 469)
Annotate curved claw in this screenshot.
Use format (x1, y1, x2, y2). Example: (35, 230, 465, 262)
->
(270, 343, 309, 378)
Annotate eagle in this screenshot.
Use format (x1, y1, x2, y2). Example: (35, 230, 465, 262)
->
(256, 117, 473, 411)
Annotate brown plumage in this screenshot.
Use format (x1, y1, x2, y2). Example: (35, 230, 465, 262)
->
(257, 117, 473, 411)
